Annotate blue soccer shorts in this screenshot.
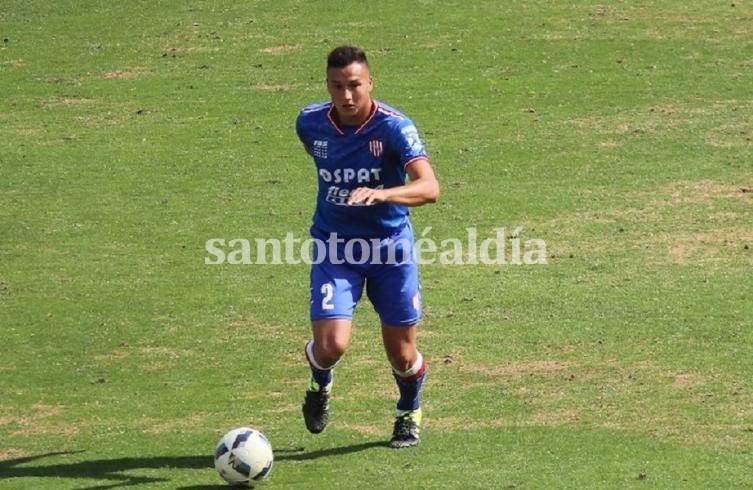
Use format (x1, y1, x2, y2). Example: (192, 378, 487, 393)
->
(309, 224, 422, 326)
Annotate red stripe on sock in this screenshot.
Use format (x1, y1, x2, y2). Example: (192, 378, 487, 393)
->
(398, 357, 426, 383)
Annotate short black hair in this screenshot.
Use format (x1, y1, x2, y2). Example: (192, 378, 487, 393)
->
(327, 45, 369, 70)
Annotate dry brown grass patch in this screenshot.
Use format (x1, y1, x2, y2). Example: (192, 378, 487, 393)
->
(141, 412, 210, 434)
(38, 97, 96, 108)
(1, 59, 26, 68)
(543, 177, 752, 264)
(136, 412, 211, 434)
(639, 228, 753, 265)
(433, 353, 750, 449)
(102, 68, 145, 80)
(140, 346, 189, 358)
(226, 317, 289, 342)
(339, 422, 383, 436)
(7, 404, 78, 437)
(93, 348, 131, 362)
(671, 373, 706, 390)
(430, 415, 512, 431)
(259, 45, 301, 55)
(251, 83, 297, 92)
(163, 46, 219, 55)
(0, 448, 28, 461)
(528, 408, 582, 426)
(660, 179, 749, 204)
(465, 360, 575, 379)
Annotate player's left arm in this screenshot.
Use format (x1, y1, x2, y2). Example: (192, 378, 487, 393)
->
(347, 157, 439, 206)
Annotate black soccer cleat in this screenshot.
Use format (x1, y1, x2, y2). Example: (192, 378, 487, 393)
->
(389, 409, 422, 448)
(302, 388, 330, 434)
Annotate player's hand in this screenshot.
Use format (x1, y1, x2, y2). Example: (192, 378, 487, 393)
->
(347, 187, 386, 206)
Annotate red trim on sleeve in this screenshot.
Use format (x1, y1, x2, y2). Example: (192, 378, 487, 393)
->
(403, 156, 428, 169)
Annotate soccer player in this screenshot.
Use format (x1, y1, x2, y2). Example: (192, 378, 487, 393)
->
(295, 45, 440, 448)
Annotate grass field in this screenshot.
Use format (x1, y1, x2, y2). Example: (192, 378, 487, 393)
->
(1, 1, 752, 488)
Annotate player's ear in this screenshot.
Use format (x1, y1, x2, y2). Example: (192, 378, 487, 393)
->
(368, 75, 374, 93)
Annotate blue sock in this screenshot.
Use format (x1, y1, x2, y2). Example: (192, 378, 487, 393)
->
(394, 372, 425, 411)
(393, 355, 427, 412)
(305, 340, 333, 391)
(310, 367, 333, 391)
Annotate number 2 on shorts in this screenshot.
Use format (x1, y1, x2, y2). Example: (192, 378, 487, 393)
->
(320, 283, 335, 310)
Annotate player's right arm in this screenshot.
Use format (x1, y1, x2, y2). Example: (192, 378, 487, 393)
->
(296, 108, 313, 156)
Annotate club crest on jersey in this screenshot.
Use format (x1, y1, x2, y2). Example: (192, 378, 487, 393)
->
(313, 140, 328, 159)
(368, 140, 383, 158)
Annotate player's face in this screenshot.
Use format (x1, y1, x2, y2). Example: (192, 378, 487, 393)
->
(326, 62, 373, 126)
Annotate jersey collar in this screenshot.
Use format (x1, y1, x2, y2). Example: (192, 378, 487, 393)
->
(327, 101, 378, 135)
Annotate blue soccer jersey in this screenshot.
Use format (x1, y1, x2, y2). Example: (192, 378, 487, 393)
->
(296, 100, 428, 239)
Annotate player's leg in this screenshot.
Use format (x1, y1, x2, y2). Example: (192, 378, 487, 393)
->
(367, 226, 425, 447)
(303, 258, 364, 434)
(302, 318, 351, 434)
(305, 318, 351, 391)
(381, 323, 426, 448)
(382, 323, 425, 410)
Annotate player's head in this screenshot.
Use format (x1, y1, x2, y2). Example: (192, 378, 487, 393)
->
(326, 46, 373, 126)
(327, 45, 369, 70)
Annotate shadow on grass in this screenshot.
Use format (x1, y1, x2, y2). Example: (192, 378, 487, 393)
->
(0, 441, 389, 489)
(0, 451, 209, 489)
(274, 440, 388, 461)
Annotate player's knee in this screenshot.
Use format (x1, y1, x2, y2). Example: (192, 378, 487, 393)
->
(315, 338, 347, 368)
(386, 350, 416, 373)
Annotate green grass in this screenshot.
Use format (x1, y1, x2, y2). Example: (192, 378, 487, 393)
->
(1, 0, 752, 488)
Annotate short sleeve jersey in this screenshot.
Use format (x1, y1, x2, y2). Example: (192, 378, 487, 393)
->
(296, 100, 428, 239)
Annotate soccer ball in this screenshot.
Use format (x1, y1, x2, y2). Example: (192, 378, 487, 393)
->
(214, 427, 274, 487)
